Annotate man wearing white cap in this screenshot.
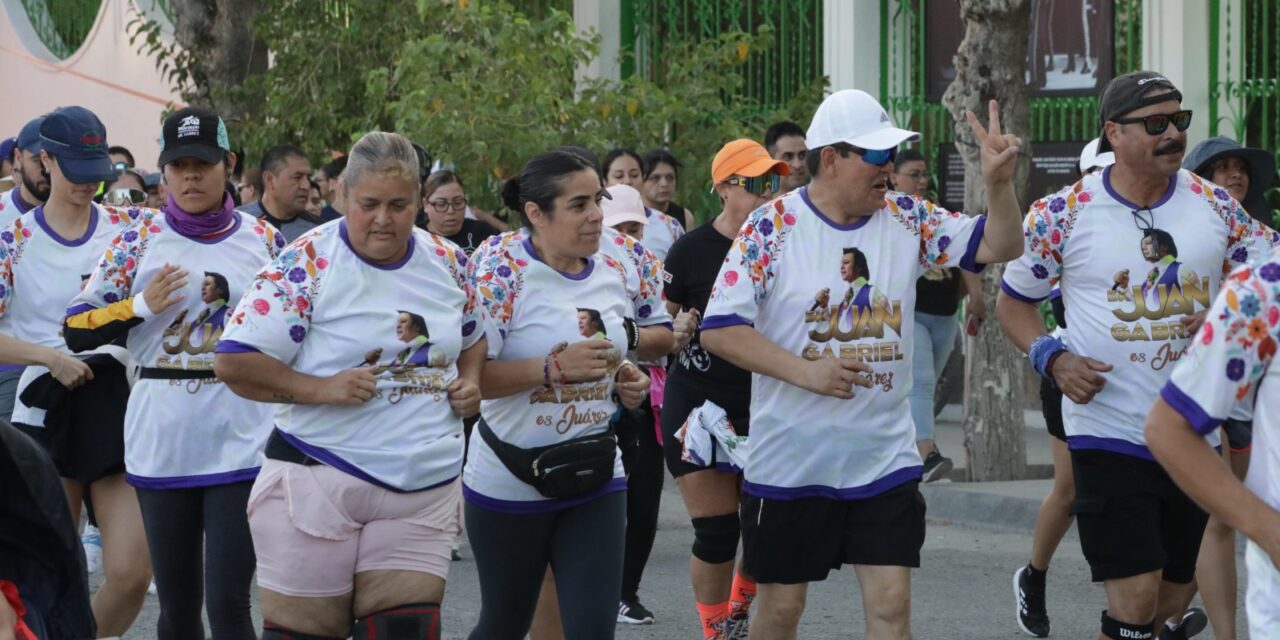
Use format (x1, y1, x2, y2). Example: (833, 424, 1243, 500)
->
(700, 90, 1025, 638)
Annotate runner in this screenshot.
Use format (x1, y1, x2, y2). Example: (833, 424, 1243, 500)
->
(0, 106, 152, 638)
(700, 90, 1024, 638)
(763, 122, 808, 193)
(603, 148, 684, 261)
(1144, 243, 1280, 640)
(998, 71, 1276, 640)
(465, 149, 652, 639)
(891, 147, 985, 482)
(215, 131, 484, 639)
(0, 117, 49, 424)
(641, 149, 696, 231)
(422, 170, 498, 256)
(1011, 138, 1116, 638)
(661, 138, 787, 639)
(63, 107, 281, 640)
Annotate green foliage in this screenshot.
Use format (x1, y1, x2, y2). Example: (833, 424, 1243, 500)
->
(167, 0, 824, 220)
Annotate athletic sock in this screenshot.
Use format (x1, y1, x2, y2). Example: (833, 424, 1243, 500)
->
(1024, 563, 1047, 587)
(729, 572, 757, 617)
(697, 600, 731, 638)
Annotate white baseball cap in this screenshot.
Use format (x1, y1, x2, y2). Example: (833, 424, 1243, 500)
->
(602, 184, 649, 228)
(806, 90, 921, 151)
(1078, 138, 1115, 173)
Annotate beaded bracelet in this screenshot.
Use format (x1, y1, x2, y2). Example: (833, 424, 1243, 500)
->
(543, 355, 552, 386)
(548, 350, 569, 386)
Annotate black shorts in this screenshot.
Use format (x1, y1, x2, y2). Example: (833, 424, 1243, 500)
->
(1223, 418, 1252, 453)
(1039, 375, 1066, 442)
(14, 364, 129, 486)
(1070, 450, 1209, 583)
(740, 481, 926, 584)
(660, 373, 750, 478)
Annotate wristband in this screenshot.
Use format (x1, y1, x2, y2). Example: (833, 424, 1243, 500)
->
(623, 317, 640, 352)
(1028, 334, 1068, 379)
(549, 350, 569, 386)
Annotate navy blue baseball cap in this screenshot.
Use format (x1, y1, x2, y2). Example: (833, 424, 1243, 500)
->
(0, 138, 14, 163)
(17, 116, 44, 154)
(39, 106, 114, 184)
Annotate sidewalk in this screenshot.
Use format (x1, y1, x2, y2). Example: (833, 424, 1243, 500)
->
(924, 404, 1059, 532)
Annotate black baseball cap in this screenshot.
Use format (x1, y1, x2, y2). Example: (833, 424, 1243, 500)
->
(39, 106, 115, 184)
(158, 107, 230, 167)
(1098, 71, 1183, 152)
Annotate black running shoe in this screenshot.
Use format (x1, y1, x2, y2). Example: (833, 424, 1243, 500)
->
(1013, 565, 1050, 637)
(1158, 608, 1208, 639)
(922, 450, 954, 483)
(617, 598, 654, 625)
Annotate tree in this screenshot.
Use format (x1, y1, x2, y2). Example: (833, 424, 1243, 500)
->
(128, 0, 267, 121)
(942, 0, 1032, 481)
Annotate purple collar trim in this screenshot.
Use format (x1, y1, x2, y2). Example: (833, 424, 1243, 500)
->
(522, 236, 594, 280)
(34, 205, 99, 247)
(800, 186, 872, 231)
(163, 192, 238, 241)
(13, 188, 37, 214)
(1102, 166, 1178, 210)
(339, 219, 415, 270)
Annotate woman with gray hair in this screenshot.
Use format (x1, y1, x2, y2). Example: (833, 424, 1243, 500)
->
(215, 131, 487, 639)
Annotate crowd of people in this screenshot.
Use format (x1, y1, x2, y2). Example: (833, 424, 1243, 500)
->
(0, 67, 1278, 640)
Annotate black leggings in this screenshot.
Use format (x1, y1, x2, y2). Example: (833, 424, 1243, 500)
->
(618, 402, 664, 602)
(135, 482, 257, 640)
(466, 491, 626, 639)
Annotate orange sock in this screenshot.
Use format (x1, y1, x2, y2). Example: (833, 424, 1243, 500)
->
(729, 572, 757, 617)
(696, 600, 731, 638)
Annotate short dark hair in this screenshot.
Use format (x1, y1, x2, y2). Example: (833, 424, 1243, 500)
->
(805, 142, 857, 178)
(308, 178, 321, 193)
(203, 272, 230, 301)
(602, 148, 642, 177)
(259, 144, 307, 175)
(241, 167, 263, 193)
(895, 149, 925, 165)
(108, 145, 135, 167)
(764, 121, 806, 153)
(641, 149, 681, 179)
(557, 145, 600, 175)
(577, 307, 605, 336)
(501, 150, 600, 230)
(397, 310, 429, 338)
(842, 247, 870, 281)
(321, 155, 348, 180)
(1143, 228, 1178, 260)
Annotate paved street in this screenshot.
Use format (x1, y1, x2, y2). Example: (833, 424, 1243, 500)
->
(105, 418, 1249, 638)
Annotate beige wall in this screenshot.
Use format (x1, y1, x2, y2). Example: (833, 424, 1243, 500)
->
(0, 0, 183, 173)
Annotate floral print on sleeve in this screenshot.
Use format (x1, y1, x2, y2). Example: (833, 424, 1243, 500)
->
(707, 198, 798, 310)
(471, 240, 528, 354)
(426, 233, 484, 348)
(609, 232, 670, 325)
(1185, 173, 1279, 278)
(79, 210, 163, 310)
(0, 218, 33, 318)
(1164, 252, 1280, 433)
(221, 236, 330, 361)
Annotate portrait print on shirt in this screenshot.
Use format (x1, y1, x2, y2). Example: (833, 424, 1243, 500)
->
(356, 311, 452, 390)
(161, 271, 231, 357)
(804, 246, 901, 352)
(1107, 226, 1209, 342)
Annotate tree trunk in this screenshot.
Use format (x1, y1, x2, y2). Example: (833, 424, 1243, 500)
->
(166, 0, 268, 121)
(941, 0, 1031, 481)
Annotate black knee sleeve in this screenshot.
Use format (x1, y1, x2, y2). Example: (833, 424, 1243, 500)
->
(262, 621, 342, 640)
(691, 513, 740, 564)
(1100, 610, 1155, 640)
(353, 603, 441, 640)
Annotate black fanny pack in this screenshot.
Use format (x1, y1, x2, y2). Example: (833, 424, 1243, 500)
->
(477, 418, 617, 499)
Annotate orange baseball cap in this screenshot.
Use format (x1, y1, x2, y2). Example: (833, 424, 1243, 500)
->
(711, 138, 790, 184)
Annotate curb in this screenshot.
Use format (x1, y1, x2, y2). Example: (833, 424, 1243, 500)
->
(920, 482, 1046, 532)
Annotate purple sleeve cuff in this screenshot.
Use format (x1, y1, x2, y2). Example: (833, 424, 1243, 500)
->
(958, 215, 988, 273)
(1160, 381, 1222, 435)
(65, 303, 99, 318)
(700, 314, 752, 330)
(215, 340, 263, 355)
(1000, 279, 1048, 304)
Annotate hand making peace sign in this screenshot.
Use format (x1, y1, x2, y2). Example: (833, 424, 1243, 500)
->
(965, 99, 1023, 185)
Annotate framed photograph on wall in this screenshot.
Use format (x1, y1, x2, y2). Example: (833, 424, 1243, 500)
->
(925, 0, 1115, 102)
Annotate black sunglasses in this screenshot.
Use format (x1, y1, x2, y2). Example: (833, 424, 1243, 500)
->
(1111, 110, 1193, 135)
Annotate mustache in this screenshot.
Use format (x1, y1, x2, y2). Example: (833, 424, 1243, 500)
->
(1153, 140, 1185, 156)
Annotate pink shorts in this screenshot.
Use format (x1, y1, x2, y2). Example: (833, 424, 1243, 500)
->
(246, 459, 460, 598)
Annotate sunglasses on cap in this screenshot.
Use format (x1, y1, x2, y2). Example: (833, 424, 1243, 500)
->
(725, 174, 781, 195)
(851, 146, 897, 167)
(1111, 110, 1193, 135)
(103, 188, 147, 207)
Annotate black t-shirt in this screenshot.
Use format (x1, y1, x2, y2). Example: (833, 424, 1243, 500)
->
(445, 218, 498, 256)
(664, 222, 751, 393)
(915, 267, 964, 316)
